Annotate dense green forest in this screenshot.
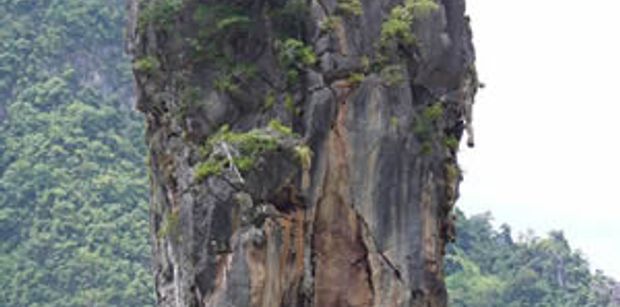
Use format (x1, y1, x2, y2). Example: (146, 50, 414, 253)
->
(0, 1, 617, 306)
(447, 210, 619, 306)
(0, 0, 154, 305)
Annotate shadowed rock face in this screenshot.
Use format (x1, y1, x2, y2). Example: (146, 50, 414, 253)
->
(127, 0, 477, 306)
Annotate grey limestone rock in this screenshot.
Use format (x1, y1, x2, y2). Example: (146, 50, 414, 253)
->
(127, 0, 478, 306)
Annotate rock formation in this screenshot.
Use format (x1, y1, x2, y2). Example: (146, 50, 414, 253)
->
(127, 0, 478, 306)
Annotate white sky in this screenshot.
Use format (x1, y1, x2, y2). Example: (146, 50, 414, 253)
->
(459, 0, 620, 279)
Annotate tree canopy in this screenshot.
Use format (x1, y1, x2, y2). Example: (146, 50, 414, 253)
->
(446, 210, 618, 307)
(0, 0, 154, 305)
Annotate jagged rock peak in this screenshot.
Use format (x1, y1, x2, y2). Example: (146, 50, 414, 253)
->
(127, 0, 478, 306)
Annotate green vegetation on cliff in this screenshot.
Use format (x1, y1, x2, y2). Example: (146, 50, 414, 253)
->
(0, 1, 154, 306)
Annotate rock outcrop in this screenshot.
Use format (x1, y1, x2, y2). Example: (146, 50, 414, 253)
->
(127, 0, 478, 306)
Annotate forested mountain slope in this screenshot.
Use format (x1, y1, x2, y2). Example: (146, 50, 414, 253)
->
(446, 210, 620, 307)
(0, 1, 153, 305)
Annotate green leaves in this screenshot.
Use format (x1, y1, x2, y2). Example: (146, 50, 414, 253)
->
(195, 126, 280, 181)
(268, 119, 294, 136)
(446, 211, 614, 306)
(446, 252, 505, 306)
(138, 0, 184, 31)
(216, 15, 251, 31)
(275, 38, 316, 88)
(381, 5, 416, 48)
(277, 38, 317, 68)
(133, 56, 160, 74)
(379, 0, 439, 57)
(189, 3, 254, 64)
(337, 0, 363, 16)
(0, 1, 154, 306)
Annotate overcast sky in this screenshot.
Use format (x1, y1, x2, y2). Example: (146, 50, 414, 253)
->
(459, 0, 620, 278)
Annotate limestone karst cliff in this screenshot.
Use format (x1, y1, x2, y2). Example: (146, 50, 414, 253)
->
(127, 0, 478, 306)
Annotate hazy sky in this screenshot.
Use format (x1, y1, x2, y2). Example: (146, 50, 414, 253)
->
(459, 0, 620, 278)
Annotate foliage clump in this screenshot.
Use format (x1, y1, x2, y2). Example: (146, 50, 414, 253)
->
(411, 0, 440, 18)
(212, 63, 257, 94)
(195, 125, 279, 181)
(133, 56, 159, 73)
(294, 145, 313, 170)
(413, 103, 444, 153)
(278, 39, 317, 65)
(423, 103, 444, 121)
(268, 119, 293, 136)
(157, 209, 180, 239)
(195, 122, 305, 180)
(284, 93, 296, 114)
(444, 136, 459, 151)
(320, 16, 342, 33)
(348, 73, 366, 86)
(390, 116, 399, 128)
(277, 38, 317, 86)
(214, 73, 239, 93)
(192, 4, 251, 39)
(188, 3, 254, 71)
(139, 0, 184, 31)
(195, 160, 225, 179)
(420, 141, 433, 155)
(445, 162, 460, 183)
(208, 126, 278, 155)
(337, 0, 363, 16)
(264, 91, 276, 110)
(381, 5, 416, 48)
(381, 65, 406, 86)
(380, 0, 439, 49)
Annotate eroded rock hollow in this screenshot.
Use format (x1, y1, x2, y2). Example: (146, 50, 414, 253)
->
(127, 0, 478, 306)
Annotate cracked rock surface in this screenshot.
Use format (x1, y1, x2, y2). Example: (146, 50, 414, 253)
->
(127, 0, 478, 306)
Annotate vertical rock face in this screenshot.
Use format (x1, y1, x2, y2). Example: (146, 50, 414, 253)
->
(127, 0, 478, 306)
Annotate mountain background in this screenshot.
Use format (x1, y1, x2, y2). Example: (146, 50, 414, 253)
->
(0, 1, 616, 306)
(0, 1, 154, 305)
